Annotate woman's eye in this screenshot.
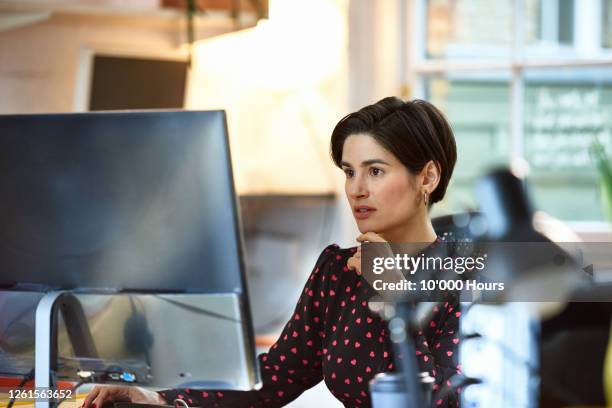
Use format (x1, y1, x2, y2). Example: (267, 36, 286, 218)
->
(344, 169, 354, 178)
(370, 167, 383, 176)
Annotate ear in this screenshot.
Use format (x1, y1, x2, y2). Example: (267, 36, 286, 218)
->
(420, 160, 441, 194)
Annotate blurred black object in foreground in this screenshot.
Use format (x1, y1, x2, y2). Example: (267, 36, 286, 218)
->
(476, 168, 612, 407)
(540, 300, 612, 407)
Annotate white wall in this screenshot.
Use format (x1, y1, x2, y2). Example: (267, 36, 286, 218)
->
(0, 6, 235, 113)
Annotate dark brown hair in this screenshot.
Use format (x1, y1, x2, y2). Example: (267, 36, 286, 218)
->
(330, 97, 457, 206)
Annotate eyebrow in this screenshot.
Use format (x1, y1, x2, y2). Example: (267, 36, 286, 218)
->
(340, 159, 391, 168)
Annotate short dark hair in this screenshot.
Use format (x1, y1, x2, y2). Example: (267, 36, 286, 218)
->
(330, 97, 457, 206)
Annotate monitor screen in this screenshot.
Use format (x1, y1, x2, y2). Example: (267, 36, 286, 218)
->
(0, 110, 246, 294)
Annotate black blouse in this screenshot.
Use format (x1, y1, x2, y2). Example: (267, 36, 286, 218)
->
(159, 238, 461, 407)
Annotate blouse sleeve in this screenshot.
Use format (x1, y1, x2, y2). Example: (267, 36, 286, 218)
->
(156, 244, 338, 407)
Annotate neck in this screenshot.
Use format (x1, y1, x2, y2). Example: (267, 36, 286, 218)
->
(379, 212, 437, 244)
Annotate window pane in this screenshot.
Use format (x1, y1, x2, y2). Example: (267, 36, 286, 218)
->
(525, 0, 612, 58)
(424, 1, 611, 59)
(424, 73, 511, 215)
(605, 0, 612, 48)
(524, 67, 612, 221)
(524, 0, 573, 52)
(426, 0, 513, 59)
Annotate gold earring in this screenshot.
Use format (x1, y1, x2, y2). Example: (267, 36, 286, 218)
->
(423, 191, 429, 206)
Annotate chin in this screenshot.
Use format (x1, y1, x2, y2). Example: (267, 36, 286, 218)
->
(355, 219, 378, 234)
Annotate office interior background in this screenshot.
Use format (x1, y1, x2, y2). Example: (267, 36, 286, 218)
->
(0, 0, 611, 407)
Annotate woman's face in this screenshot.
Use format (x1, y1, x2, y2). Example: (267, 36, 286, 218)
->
(341, 134, 423, 239)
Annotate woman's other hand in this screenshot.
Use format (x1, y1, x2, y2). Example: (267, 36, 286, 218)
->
(81, 385, 166, 408)
(347, 245, 362, 275)
(347, 232, 388, 275)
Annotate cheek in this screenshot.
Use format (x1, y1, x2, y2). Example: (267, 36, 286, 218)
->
(375, 175, 415, 206)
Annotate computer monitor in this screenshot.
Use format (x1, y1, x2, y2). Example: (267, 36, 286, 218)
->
(0, 111, 259, 389)
(0, 110, 248, 294)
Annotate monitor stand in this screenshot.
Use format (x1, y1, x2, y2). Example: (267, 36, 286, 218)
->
(35, 291, 99, 408)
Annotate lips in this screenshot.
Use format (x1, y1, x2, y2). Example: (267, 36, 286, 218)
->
(353, 205, 376, 220)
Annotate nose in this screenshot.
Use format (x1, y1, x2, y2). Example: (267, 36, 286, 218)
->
(347, 173, 369, 199)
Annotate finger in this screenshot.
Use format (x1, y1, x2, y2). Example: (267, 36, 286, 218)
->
(357, 232, 386, 243)
(357, 232, 380, 242)
(91, 389, 108, 408)
(82, 386, 101, 408)
(347, 256, 356, 270)
(347, 256, 362, 275)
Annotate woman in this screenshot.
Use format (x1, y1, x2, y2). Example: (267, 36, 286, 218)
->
(81, 97, 460, 408)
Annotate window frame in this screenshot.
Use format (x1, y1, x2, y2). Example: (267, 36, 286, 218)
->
(405, 0, 612, 229)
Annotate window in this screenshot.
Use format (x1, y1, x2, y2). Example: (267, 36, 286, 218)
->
(425, 72, 511, 212)
(409, 0, 612, 222)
